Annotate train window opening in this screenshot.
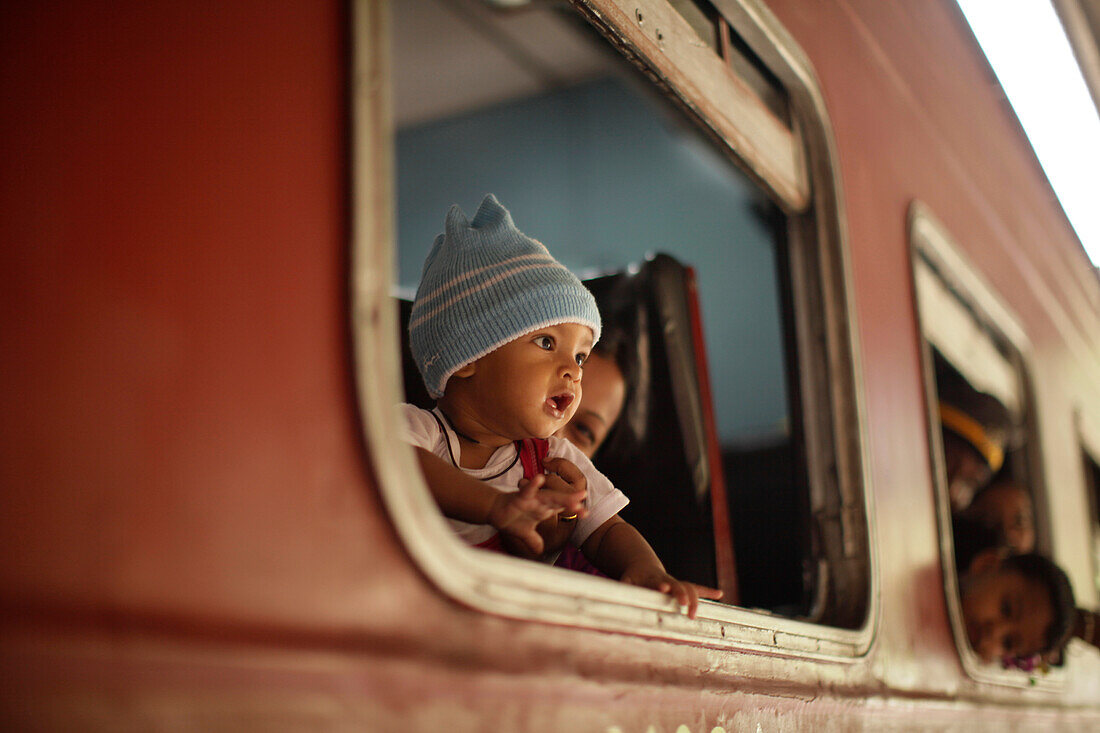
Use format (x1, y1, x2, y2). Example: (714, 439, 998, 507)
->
(358, 0, 873, 647)
(911, 203, 1066, 683)
(393, 0, 795, 608)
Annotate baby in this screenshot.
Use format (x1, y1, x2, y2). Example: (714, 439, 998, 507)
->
(401, 194, 721, 617)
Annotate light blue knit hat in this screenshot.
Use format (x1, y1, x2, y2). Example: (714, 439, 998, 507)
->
(409, 194, 601, 399)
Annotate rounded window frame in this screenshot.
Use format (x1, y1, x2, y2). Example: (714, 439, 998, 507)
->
(351, 0, 878, 659)
(909, 200, 1068, 690)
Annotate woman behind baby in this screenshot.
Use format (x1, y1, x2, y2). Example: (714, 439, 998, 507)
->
(401, 194, 721, 617)
(554, 277, 644, 463)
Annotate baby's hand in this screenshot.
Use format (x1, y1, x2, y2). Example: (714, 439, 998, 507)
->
(488, 474, 586, 558)
(619, 563, 723, 619)
(536, 457, 588, 512)
(506, 457, 589, 559)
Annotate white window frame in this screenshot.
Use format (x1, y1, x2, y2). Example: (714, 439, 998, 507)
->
(1078, 411, 1100, 599)
(351, 0, 877, 659)
(909, 200, 1067, 689)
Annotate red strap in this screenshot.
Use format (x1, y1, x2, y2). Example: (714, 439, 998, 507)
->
(477, 438, 549, 554)
(516, 437, 550, 480)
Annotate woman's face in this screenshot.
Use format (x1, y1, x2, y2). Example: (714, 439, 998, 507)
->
(555, 352, 625, 459)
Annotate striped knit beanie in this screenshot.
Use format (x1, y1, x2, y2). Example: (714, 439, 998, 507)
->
(409, 194, 601, 399)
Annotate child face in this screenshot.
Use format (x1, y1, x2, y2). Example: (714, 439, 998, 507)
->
(456, 322, 594, 441)
(555, 352, 625, 458)
(961, 565, 1053, 664)
(967, 483, 1035, 553)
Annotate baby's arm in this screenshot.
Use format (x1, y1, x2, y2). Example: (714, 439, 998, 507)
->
(414, 448, 587, 556)
(580, 515, 722, 618)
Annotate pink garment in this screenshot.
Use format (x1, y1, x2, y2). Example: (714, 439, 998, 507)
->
(553, 543, 607, 577)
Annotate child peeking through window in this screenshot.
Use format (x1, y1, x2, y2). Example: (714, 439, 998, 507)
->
(400, 194, 721, 617)
(959, 546, 1075, 669)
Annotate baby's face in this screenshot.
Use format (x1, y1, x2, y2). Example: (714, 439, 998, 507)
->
(961, 566, 1053, 664)
(460, 322, 594, 440)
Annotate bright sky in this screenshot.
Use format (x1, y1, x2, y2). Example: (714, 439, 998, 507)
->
(956, 0, 1100, 267)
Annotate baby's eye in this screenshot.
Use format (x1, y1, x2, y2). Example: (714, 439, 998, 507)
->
(1000, 598, 1013, 619)
(575, 352, 588, 366)
(534, 335, 554, 350)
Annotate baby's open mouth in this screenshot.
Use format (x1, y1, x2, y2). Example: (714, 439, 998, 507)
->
(547, 393, 574, 413)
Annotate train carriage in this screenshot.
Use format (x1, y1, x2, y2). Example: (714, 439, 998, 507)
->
(2, 0, 1100, 729)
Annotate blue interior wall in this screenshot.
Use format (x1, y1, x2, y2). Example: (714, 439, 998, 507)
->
(396, 77, 789, 444)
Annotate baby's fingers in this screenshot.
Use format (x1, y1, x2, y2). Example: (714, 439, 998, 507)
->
(521, 474, 583, 512)
(656, 578, 692, 616)
(674, 583, 723, 619)
(678, 582, 699, 619)
(534, 485, 587, 517)
(518, 528, 544, 557)
(658, 580, 721, 619)
(518, 474, 546, 496)
(549, 493, 587, 519)
(542, 457, 586, 489)
(694, 584, 724, 601)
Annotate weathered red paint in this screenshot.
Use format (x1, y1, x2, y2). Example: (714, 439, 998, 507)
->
(2, 0, 1099, 729)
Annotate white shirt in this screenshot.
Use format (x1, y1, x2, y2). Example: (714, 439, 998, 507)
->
(399, 403, 629, 547)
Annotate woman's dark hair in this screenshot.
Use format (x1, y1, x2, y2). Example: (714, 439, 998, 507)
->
(952, 514, 1000, 574)
(587, 275, 649, 462)
(1003, 553, 1077, 656)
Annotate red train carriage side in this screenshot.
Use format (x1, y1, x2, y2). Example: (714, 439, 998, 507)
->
(2, 0, 1099, 729)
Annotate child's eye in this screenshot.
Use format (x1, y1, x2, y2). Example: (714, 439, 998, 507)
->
(575, 352, 588, 366)
(534, 335, 554, 350)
